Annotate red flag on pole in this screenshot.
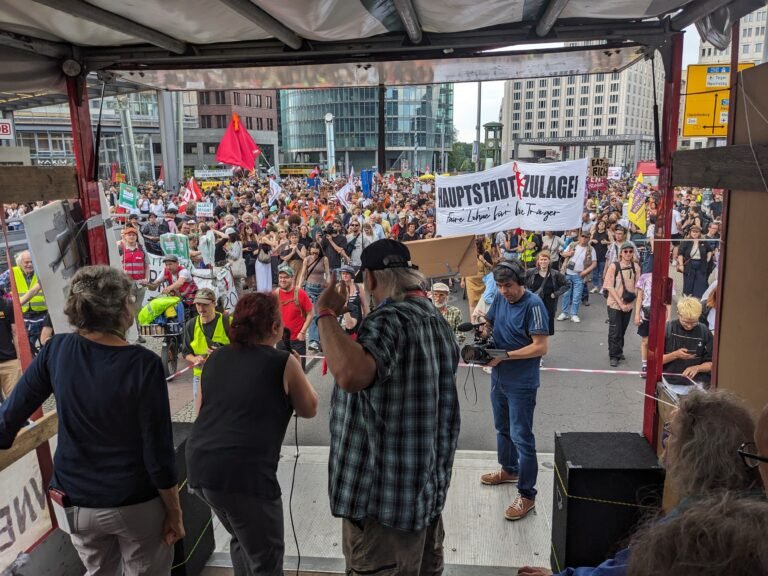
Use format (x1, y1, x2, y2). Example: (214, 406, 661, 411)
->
(216, 112, 260, 171)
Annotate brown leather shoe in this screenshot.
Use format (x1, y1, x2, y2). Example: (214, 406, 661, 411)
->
(504, 494, 536, 520)
(480, 469, 519, 485)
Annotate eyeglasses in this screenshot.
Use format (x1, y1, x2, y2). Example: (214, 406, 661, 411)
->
(622, 249, 634, 253)
(738, 442, 768, 469)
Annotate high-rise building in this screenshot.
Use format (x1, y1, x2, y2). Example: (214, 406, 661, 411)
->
(499, 49, 664, 171)
(279, 85, 453, 175)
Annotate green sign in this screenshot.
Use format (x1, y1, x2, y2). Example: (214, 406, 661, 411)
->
(118, 183, 138, 210)
(159, 233, 190, 265)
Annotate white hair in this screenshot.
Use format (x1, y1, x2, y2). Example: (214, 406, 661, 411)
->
(372, 267, 427, 302)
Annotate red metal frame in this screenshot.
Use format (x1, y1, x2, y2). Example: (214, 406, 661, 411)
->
(710, 20, 740, 387)
(66, 76, 110, 266)
(643, 33, 684, 446)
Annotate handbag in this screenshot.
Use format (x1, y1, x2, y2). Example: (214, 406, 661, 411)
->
(230, 256, 247, 279)
(257, 247, 272, 263)
(615, 262, 636, 304)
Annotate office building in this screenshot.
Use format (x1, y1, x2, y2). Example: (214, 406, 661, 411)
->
(279, 84, 453, 174)
(499, 48, 664, 171)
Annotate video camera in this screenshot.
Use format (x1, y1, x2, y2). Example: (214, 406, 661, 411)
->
(457, 321, 495, 365)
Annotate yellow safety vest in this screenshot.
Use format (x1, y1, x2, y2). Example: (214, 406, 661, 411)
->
(189, 313, 230, 377)
(13, 267, 47, 313)
(521, 233, 537, 264)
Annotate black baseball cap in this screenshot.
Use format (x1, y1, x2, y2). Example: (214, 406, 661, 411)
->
(355, 239, 416, 282)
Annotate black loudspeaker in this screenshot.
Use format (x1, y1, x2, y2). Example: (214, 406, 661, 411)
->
(172, 422, 214, 576)
(550, 432, 665, 572)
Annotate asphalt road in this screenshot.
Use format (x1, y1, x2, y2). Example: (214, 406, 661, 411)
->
(284, 284, 647, 453)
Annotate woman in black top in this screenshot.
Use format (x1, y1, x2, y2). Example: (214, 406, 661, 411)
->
(525, 250, 570, 335)
(0, 266, 183, 573)
(589, 220, 610, 293)
(241, 225, 260, 290)
(677, 225, 712, 298)
(186, 292, 318, 575)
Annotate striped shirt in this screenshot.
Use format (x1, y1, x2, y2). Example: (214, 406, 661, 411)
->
(328, 297, 460, 532)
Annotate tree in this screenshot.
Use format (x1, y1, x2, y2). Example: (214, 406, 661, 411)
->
(449, 141, 489, 172)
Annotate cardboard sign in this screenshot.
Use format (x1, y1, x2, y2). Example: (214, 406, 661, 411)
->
(195, 202, 214, 218)
(588, 157, 609, 179)
(118, 183, 137, 209)
(435, 158, 587, 236)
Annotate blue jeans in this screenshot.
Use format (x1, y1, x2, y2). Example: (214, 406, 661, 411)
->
(561, 273, 585, 316)
(592, 260, 606, 288)
(304, 282, 324, 345)
(490, 378, 538, 500)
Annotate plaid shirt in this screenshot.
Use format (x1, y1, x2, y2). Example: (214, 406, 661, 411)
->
(329, 297, 461, 532)
(439, 305, 465, 343)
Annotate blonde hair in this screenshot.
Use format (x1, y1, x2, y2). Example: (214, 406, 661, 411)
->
(677, 296, 702, 322)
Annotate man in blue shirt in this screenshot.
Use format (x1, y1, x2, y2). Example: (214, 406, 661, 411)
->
(480, 259, 549, 521)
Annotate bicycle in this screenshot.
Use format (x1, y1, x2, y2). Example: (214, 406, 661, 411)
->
(139, 300, 195, 380)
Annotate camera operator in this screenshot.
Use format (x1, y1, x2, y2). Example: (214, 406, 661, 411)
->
(316, 239, 460, 574)
(320, 218, 348, 275)
(480, 260, 549, 522)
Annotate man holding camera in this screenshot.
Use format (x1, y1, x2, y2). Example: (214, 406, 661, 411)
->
(480, 260, 549, 521)
(320, 218, 348, 274)
(603, 242, 641, 367)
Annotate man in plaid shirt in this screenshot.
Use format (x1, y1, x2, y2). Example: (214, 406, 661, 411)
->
(317, 239, 460, 574)
(431, 282, 465, 343)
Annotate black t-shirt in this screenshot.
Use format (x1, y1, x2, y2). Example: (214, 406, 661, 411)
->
(709, 200, 722, 219)
(663, 320, 713, 383)
(0, 299, 16, 362)
(322, 234, 347, 269)
(186, 345, 291, 497)
(592, 231, 610, 262)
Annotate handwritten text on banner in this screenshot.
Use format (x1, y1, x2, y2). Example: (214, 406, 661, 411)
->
(435, 158, 587, 236)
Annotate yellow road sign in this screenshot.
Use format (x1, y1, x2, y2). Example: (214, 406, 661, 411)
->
(683, 63, 754, 137)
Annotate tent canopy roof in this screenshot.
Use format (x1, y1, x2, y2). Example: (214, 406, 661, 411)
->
(0, 0, 762, 110)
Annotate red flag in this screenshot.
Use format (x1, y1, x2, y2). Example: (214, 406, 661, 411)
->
(216, 112, 260, 171)
(188, 177, 203, 201)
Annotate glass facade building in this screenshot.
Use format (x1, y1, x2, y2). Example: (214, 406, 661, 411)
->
(279, 84, 453, 173)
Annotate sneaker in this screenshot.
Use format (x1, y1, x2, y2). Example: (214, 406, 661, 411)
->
(136, 336, 146, 344)
(620, 354, 626, 361)
(481, 469, 519, 486)
(640, 366, 647, 379)
(482, 366, 493, 375)
(308, 341, 320, 352)
(571, 315, 581, 323)
(610, 357, 619, 367)
(590, 287, 599, 294)
(556, 313, 569, 321)
(505, 494, 536, 521)
(582, 301, 590, 307)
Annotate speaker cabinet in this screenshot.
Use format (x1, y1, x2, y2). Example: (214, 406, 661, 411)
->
(550, 432, 665, 572)
(172, 422, 214, 576)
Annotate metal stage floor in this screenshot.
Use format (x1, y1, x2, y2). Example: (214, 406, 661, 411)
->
(203, 447, 555, 575)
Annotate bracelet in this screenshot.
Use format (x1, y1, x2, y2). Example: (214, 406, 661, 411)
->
(316, 310, 336, 321)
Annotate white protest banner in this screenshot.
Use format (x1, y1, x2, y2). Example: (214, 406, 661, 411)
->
(196, 202, 214, 218)
(608, 166, 623, 180)
(268, 178, 281, 205)
(194, 168, 233, 179)
(145, 252, 238, 312)
(435, 158, 587, 236)
(118, 183, 138, 210)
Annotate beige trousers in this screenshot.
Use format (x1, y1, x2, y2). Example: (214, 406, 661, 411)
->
(0, 358, 22, 400)
(70, 496, 173, 576)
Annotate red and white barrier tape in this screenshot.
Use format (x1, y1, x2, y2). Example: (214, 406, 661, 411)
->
(165, 363, 199, 382)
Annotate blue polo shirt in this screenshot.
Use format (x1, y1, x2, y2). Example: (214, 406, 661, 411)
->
(485, 290, 549, 389)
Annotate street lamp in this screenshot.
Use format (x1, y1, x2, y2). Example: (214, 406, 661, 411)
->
(324, 113, 336, 179)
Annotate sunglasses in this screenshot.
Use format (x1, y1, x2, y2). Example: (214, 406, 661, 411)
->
(622, 249, 634, 253)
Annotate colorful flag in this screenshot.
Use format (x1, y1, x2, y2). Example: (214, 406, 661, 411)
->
(216, 112, 260, 171)
(628, 173, 647, 234)
(336, 182, 353, 210)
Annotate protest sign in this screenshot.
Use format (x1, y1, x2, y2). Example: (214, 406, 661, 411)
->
(608, 166, 623, 180)
(194, 168, 233, 179)
(587, 177, 607, 193)
(118, 183, 138, 210)
(588, 157, 609, 178)
(159, 233, 190, 263)
(268, 178, 281, 205)
(196, 202, 214, 218)
(435, 158, 587, 236)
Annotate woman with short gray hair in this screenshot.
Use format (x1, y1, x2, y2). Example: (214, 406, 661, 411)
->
(0, 265, 184, 576)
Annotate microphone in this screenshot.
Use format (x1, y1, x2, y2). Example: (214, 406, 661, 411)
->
(457, 321, 485, 332)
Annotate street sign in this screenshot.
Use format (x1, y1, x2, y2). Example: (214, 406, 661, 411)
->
(588, 157, 609, 178)
(683, 63, 754, 137)
(0, 119, 14, 141)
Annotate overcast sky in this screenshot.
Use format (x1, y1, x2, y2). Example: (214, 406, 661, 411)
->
(453, 26, 701, 142)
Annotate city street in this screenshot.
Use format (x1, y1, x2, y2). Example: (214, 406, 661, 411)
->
(284, 285, 646, 453)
